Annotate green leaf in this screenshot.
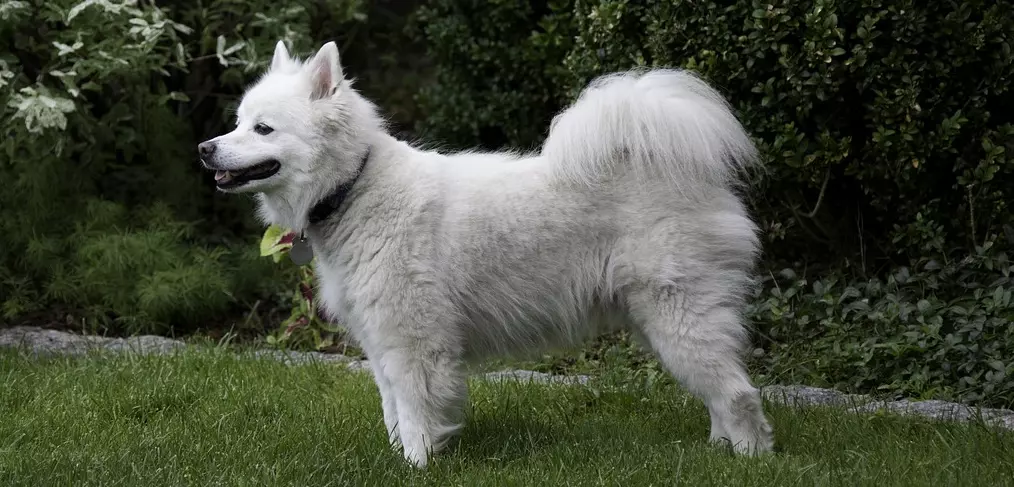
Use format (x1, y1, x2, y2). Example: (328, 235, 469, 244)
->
(260, 225, 295, 257)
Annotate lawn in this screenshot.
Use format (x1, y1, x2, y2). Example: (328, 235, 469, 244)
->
(1, 348, 1011, 486)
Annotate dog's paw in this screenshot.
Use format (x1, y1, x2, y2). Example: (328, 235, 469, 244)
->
(402, 446, 429, 469)
(730, 430, 775, 457)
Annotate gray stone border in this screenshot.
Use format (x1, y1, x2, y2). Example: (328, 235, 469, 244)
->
(761, 385, 1014, 430)
(2, 326, 1012, 430)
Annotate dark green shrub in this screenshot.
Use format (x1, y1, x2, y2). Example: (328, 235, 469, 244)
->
(748, 238, 1014, 407)
(411, 0, 576, 149)
(0, 0, 368, 333)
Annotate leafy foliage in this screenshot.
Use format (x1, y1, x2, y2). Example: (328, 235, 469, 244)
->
(748, 239, 1014, 407)
(258, 225, 357, 353)
(0, 0, 367, 333)
(410, 0, 577, 149)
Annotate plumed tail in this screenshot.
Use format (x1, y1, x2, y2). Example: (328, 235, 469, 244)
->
(542, 69, 758, 193)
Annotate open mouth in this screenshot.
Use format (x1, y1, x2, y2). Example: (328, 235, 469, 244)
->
(214, 160, 281, 189)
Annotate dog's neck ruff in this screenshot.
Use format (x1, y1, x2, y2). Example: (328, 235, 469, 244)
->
(288, 148, 371, 266)
(307, 147, 371, 227)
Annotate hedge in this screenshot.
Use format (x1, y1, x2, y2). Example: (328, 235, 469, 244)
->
(0, 0, 371, 333)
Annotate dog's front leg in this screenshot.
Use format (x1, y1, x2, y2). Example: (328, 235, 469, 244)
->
(368, 359, 401, 446)
(377, 340, 467, 468)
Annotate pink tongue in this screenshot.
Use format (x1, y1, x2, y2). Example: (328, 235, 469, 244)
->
(215, 170, 230, 182)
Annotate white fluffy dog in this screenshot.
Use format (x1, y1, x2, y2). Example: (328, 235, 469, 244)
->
(199, 40, 774, 467)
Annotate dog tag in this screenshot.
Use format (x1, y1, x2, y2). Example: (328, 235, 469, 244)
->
(290, 235, 314, 266)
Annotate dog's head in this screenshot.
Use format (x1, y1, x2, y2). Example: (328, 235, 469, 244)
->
(197, 41, 361, 194)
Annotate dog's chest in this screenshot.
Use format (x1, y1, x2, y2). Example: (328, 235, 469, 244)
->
(313, 259, 351, 324)
(310, 239, 398, 339)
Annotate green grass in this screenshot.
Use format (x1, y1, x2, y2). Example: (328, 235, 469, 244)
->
(1, 348, 1012, 486)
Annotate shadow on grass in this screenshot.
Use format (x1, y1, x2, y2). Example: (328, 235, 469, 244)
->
(450, 412, 563, 464)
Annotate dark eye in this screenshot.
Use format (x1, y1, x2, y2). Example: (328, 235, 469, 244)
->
(254, 123, 274, 135)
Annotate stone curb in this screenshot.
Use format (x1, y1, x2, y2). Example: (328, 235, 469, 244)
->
(761, 385, 1014, 430)
(2, 326, 1011, 430)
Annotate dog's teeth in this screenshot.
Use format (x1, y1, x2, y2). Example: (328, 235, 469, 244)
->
(215, 170, 230, 182)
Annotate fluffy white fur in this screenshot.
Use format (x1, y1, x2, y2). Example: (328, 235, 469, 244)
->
(200, 40, 775, 467)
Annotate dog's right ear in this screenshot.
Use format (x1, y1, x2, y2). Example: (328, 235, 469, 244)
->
(306, 41, 343, 101)
(270, 40, 291, 71)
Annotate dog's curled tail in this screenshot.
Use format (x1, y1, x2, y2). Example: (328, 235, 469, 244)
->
(542, 69, 758, 192)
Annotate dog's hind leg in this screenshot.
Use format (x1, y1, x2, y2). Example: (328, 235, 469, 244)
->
(625, 279, 774, 455)
(376, 338, 468, 468)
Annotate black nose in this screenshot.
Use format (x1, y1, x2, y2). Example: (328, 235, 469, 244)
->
(198, 141, 216, 158)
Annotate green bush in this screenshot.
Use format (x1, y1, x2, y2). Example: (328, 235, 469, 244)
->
(411, 0, 1014, 406)
(748, 239, 1014, 407)
(411, 0, 576, 149)
(0, 0, 368, 333)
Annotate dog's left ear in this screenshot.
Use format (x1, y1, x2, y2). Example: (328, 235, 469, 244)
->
(270, 40, 291, 72)
(306, 41, 344, 101)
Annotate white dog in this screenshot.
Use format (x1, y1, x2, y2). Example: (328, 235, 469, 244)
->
(199, 40, 774, 467)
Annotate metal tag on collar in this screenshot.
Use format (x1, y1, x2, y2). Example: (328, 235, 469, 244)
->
(290, 232, 314, 266)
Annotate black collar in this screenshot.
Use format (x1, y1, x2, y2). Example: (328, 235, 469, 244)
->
(307, 148, 371, 226)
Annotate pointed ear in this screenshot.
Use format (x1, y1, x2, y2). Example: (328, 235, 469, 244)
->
(270, 40, 291, 71)
(306, 41, 343, 101)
